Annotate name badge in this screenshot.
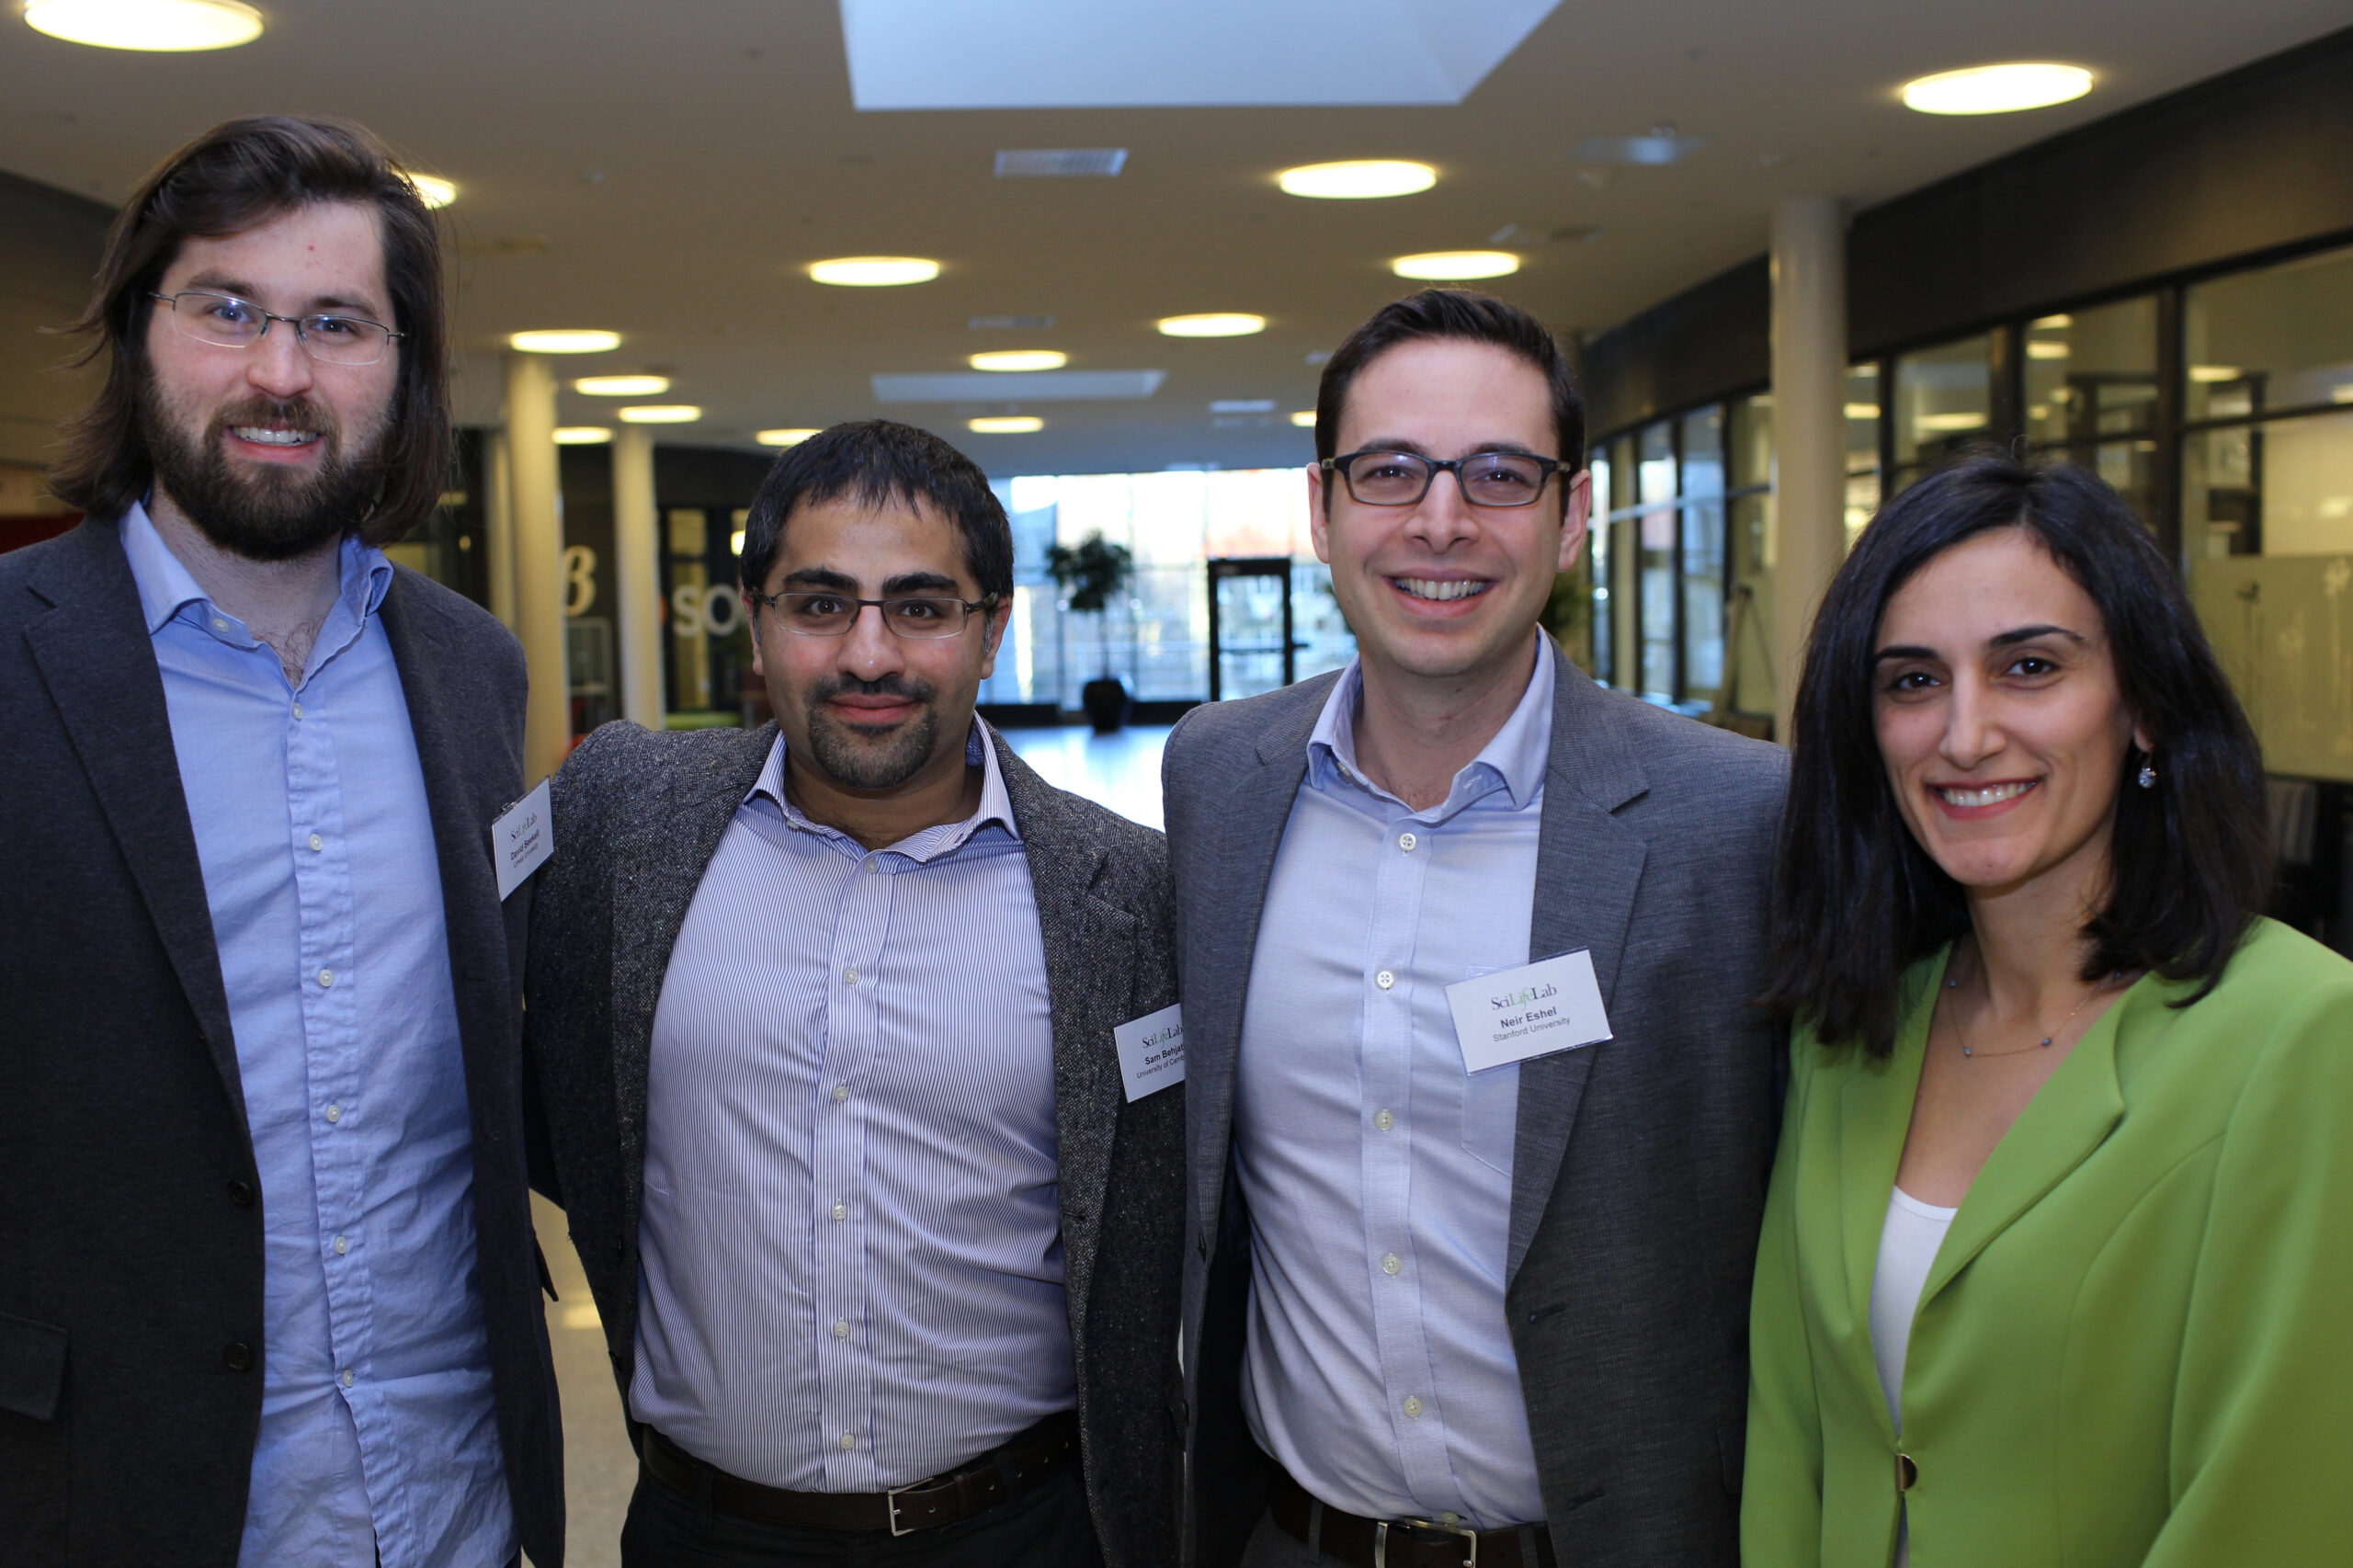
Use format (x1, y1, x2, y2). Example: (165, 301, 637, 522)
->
(1444, 949, 1611, 1073)
(1113, 1004, 1186, 1102)
(493, 778, 554, 900)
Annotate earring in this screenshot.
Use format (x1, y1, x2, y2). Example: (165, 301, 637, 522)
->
(2137, 762, 2157, 790)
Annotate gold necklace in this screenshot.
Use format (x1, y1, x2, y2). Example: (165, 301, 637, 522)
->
(1944, 969, 2127, 1060)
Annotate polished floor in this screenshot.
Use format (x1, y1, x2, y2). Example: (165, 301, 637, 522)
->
(527, 722, 1176, 1566)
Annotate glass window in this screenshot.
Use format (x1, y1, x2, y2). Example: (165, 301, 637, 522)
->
(2186, 243, 2353, 421)
(1846, 363, 1882, 545)
(1893, 336, 1991, 474)
(1637, 421, 1678, 699)
(2025, 297, 2158, 445)
(1608, 436, 1638, 690)
(1680, 406, 1726, 701)
(1586, 449, 1613, 685)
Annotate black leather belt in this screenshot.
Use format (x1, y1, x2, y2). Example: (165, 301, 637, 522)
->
(1269, 1464, 1556, 1568)
(642, 1411, 1079, 1536)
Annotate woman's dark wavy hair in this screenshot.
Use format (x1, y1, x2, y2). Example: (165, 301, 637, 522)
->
(1760, 451, 2271, 1055)
(50, 115, 450, 547)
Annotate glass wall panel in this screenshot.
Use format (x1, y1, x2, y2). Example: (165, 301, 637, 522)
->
(2184, 410, 2353, 780)
(2186, 244, 2353, 420)
(1679, 406, 1726, 701)
(1846, 363, 1882, 543)
(1608, 436, 1638, 690)
(1637, 421, 1678, 699)
(1586, 448, 1613, 685)
(2025, 297, 2158, 444)
(1893, 336, 1991, 475)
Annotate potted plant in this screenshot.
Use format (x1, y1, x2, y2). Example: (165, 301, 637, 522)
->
(1045, 530, 1136, 733)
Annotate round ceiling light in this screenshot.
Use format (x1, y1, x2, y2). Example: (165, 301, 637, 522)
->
(510, 330, 620, 354)
(757, 428, 822, 447)
(553, 427, 613, 446)
(25, 0, 261, 50)
(1277, 160, 1437, 199)
(808, 256, 941, 287)
(969, 415, 1044, 434)
(1901, 62, 2093, 115)
(1157, 312, 1267, 339)
(401, 172, 457, 210)
(618, 405, 701, 424)
(970, 350, 1068, 372)
(1392, 251, 1520, 281)
(574, 374, 670, 396)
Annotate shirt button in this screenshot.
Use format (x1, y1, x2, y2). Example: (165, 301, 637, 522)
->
(1381, 1253, 1402, 1276)
(839, 1431, 856, 1450)
(833, 1083, 850, 1103)
(340, 1369, 354, 1388)
(1402, 1395, 1424, 1418)
(1397, 831, 1417, 852)
(843, 967, 859, 985)
(308, 833, 324, 852)
(211, 617, 230, 632)
(833, 1319, 850, 1338)
(291, 702, 303, 719)
(324, 1104, 342, 1124)
(864, 858, 880, 875)
(334, 1235, 348, 1256)
(1375, 970, 1395, 991)
(831, 1203, 847, 1222)
(1374, 1109, 1394, 1131)
(317, 969, 335, 988)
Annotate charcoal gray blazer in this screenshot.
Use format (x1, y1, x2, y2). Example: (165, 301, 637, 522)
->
(524, 719, 1185, 1568)
(1165, 640, 1789, 1568)
(0, 517, 563, 1568)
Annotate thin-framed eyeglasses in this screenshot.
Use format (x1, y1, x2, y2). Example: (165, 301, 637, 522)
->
(748, 589, 1002, 639)
(148, 291, 404, 367)
(1321, 449, 1566, 508)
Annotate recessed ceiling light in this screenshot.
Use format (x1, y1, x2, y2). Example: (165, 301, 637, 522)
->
(2033, 312, 2075, 328)
(1290, 411, 1316, 427)
(970, 350, 1069, 372)
(618, 405, 701, 424)
(1277, 160, 1436, 199)
(1157, 313, 1266, 338)
(1916, 412, 1987, 431)
(575, 374, 670, 396)
(25, 0, 261, 50)
(809, 256, 941, 287)
(553, 427, 613, 445)
(1392, 251, 1519, 281)
(969, 415, 1044, 434)
(2025, 341, 2070, 360)
(510, 330, 620, 354)
(1901, 63, 2093, 116)
(399, 171, 457, 210)
(1845, 403, 1881, 420)
(2188, 365, 2244, 383)
(757, 427, 822, 447)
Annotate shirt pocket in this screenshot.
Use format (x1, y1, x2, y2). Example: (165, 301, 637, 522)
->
(1457, 964, 1521, 1178)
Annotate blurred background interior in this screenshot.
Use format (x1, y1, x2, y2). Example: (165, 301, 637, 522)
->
(6, 5, 2353, 1561)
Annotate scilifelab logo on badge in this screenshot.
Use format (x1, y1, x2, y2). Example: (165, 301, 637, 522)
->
(1490, 980, 1560, 1022)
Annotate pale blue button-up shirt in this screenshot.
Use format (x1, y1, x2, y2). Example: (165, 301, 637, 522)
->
(1235, 641, 1553, 1528)
(121, 506, 514, 1568)
(631, 722, 1073, 1490)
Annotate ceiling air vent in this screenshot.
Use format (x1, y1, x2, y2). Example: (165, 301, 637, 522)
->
(970, 315, 1057, 331)
(995, 148, 1128, 177)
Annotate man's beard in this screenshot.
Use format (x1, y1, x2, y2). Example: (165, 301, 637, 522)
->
(801, 673, 942, 792)
(140, 383, 389, 562)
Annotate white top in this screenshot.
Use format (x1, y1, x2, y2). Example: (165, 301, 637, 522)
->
(1870, 1186, 1957, 1568)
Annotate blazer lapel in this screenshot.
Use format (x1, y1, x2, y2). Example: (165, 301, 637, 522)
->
(1836, 954, 1943, 1389)
(22, 520, 244, 1124)
(610, 724, 776, 1231)
(1509, 645, 1650, 1282)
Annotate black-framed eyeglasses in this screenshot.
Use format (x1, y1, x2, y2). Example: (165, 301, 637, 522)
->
(1321, 449, 1566, 508)
(149, 291, 404, 367)
(748, 589, 1002, 640)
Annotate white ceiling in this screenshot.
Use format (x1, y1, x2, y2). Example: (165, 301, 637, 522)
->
(1, 0, 2344, 475)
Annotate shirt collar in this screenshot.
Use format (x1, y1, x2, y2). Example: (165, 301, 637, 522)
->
(1307, 631, 1555, 814)
(119, 499, 394, 640)
(747, 714, 1022, 858)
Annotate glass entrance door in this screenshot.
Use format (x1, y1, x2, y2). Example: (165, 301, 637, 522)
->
(1207, 555, 1295, 700)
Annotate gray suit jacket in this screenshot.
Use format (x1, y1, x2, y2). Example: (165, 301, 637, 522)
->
(1165, 642, 1788, 1568)
(525, 719, 1184, 1568)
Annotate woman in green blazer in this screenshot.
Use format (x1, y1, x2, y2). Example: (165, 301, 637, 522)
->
(1743, 454, 2353, 1568)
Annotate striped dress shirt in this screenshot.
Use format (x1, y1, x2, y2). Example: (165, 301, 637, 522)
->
(630, 722, 1073, 1490)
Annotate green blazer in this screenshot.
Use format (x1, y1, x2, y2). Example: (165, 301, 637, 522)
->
(1743, 917, 2353, 1568)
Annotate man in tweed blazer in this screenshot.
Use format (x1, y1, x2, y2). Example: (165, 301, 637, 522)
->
(526, 422, 1182, 1568)
(1166, 292, 1788, 1568)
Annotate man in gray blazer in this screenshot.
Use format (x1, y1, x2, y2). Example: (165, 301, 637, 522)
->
(526, 421, 1183, 1568)
(1165, 290, 1788, 1568)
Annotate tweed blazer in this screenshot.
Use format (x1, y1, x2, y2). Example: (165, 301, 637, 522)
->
(1165, 640, 1789, 1568)
(524, 719, 1185, 1568)
(0, 517, 563, 1568)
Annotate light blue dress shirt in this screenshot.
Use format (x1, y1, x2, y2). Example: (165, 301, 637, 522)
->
(1235, 640, 1554, 1529)
(121, 506, 514, 1568)
(632, 721, 1074, 1490)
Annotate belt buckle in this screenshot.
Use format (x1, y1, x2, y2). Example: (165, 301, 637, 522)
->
(1377, 1517, 1479, 1567)
(885, 1476, 936, 1537)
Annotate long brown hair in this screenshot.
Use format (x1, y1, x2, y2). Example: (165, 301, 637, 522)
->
(49, 114, 450, 546)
